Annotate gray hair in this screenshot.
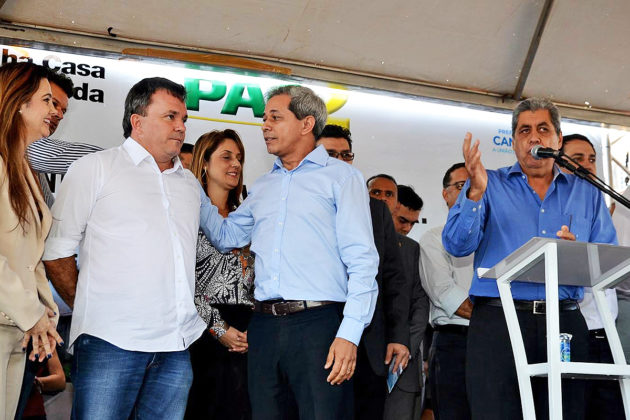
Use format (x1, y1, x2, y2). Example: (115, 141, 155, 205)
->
(266, 85, 327, 138)
(512, 97, 561, 136)
(123, 77, 186, 138)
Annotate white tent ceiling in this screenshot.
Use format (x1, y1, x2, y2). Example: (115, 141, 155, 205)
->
(1, 0, 630, 122)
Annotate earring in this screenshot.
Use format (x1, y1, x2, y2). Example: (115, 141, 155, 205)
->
(201, 168, 207, 179)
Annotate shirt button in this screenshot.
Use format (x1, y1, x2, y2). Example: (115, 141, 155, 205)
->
(472, 208, 477, 212)
(274, 249, 279, 253)
(542, 230, 547, 234)
(27, 265, 35, 271)
(541, 209, 545, 213)
(273, 276, 278, 280)
(278, 222, 283, 226)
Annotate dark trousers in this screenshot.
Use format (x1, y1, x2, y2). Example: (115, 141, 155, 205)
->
(466, 303, 588, 420)
(429, 327, 471, 420)
(185, 305, 252, 420)
(585, 329, 625, 419)
(353, 344, 386, 420)
(247, 304, 353, 420)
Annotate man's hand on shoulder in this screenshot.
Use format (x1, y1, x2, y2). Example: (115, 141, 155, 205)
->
(325, 337, 357, 385)
(385, 342, 410, 373)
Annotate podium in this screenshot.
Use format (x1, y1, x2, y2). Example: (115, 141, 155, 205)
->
(480, 238, 630, 419)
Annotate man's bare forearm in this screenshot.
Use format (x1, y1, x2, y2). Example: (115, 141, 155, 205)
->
(44, 256, 79, 309)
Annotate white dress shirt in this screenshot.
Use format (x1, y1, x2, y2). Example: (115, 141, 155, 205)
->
(419, 225, 474, 327)
(44, 138, 205, 352)
(579, 288, 618, 330)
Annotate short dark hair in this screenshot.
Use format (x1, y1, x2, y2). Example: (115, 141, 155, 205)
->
(122, 77, 186, 138)
(366, 173, 397, 187)
(266, 85, 327, 138)
(561, 134, 595, 154)
(180, 143, 194, 154)
(44, 68, 74, 98)
(442, 162, 466, 188)
(318, 124, 353, 150)
(397, 185, 423, 211)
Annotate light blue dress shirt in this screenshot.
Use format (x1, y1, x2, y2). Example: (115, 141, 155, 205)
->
(442, 162, 617, 300)
(199, 145, 379, 345)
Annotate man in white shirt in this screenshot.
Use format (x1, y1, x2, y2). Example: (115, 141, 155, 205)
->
(419, 162, 473, 420)
(42, 77, 205, 419)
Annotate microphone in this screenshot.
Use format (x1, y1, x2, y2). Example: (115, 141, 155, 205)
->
(530, 145, 563, 160)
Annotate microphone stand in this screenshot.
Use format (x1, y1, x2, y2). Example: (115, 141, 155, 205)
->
(554, 155, 630, 210)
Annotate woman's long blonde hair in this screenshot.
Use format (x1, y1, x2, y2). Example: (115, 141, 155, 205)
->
(190, 129, 245, 211)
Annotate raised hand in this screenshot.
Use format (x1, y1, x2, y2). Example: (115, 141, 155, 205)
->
(463, 132, 488, 202)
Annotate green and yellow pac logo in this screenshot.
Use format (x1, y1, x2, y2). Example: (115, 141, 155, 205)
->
(185, 78, 350, 128)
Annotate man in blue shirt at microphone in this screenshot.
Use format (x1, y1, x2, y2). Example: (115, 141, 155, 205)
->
(442, 98, 616, 420)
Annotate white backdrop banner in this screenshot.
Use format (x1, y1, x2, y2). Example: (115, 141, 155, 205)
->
(0, 44, 613, 241)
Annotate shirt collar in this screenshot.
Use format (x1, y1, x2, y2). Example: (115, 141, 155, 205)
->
(123, 137, 153, 166)
(271, 145, 327, 172)
(123, 137, 183, 172)
(508, 161, 567, 182)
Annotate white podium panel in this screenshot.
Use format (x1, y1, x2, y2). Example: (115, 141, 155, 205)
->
(480, 238, 630, 420)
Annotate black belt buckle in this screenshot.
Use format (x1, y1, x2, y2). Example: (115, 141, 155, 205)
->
(533, 300, 545, 314)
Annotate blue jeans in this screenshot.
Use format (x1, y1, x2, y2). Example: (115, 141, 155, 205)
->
(71, 334, 193, 420)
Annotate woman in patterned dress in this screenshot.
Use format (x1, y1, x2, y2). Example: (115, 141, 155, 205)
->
(184, 129, 254, 420)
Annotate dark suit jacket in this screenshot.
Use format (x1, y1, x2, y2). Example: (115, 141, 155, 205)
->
(396, 234, 430, 392)
(360, 198, 411, 376)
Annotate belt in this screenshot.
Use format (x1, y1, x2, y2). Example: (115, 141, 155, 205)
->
(253, 300, 336, 316)
(475, 297, 579, 314)
(434, 324, 469, 334)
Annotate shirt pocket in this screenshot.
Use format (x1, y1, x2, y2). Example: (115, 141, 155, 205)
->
(541, 213, 589, 241)
(566, 214, 590, 242)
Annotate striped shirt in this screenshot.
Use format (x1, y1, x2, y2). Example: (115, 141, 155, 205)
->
(27, 138, 103, 175)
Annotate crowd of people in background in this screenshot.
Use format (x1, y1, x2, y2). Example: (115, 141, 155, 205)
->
(1, 60, 629, 420)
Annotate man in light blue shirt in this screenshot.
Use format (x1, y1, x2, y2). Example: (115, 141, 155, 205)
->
(442, 98, 617, 419)
(200, 85, 379, 420)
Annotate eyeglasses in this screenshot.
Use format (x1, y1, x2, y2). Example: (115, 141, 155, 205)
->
(446, 181, 466, 191)
(327, 151, 355, 162)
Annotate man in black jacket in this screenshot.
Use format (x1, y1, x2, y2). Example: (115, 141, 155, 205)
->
(384, 185, 430, 420)
(317, 125, 411, 420)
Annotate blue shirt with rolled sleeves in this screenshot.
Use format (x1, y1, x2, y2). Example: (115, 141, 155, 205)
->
(199, 145, 379, 345)
(442, 162, 617, 300)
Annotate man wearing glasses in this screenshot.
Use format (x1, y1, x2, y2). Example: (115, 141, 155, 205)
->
(317, 124, 412, 420)
(419, 162, 473, 420)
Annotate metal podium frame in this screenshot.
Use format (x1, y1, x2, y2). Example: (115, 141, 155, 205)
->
(480, 238, 630, 420)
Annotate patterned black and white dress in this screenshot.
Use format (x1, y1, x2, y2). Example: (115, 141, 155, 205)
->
(194, 229, 254, 334)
